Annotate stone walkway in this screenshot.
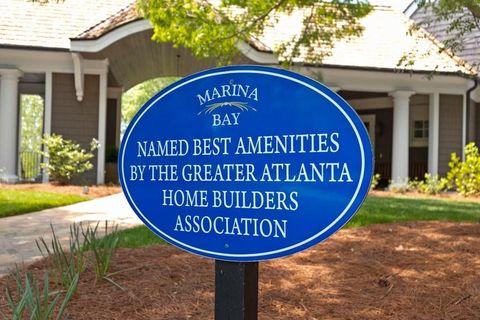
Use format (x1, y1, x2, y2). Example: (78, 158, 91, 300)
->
(0, 193, 142, 277)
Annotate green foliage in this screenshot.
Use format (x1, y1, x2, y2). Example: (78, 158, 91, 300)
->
(415, 0, 480, 58)
(447, 142, 480, 196)
(83, 222, 120, 279)
(1, 268, 78, 320)
(407, 173, 448, 195)
(116, 195, 480, 247)
(370, 173, 381, 191)
(116, 226, 165, 248)
(68, 223, 89, 274)
(0, 189, 88, 218)
(388, 178, 410, 193)
(137, 0, 372, 65)
(347, 194, 480, 228)
(40, 134, 99, 185)
(19, 95, 44, 153)
(18, 95, 44, 181)
(36, 224, 86, 290)
(36, 222, 120, 288)
(122, 77, 178, 128)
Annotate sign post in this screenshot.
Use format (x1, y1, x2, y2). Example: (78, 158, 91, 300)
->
(119, 65, 373, 318)
(215, 261, 258, 320)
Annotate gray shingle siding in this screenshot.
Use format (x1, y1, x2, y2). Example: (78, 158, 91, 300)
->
(476, 102, 480, 145)
(438, 94, 463, 176)
(411, 7, 480, 67)
(51, 73, 99, 184)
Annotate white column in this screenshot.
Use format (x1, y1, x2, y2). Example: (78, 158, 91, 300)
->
(97, 64, 108, 185)
(428, 92, 439, 175)
(42, 71, 52, 183)
(389, 90, 415, 185)
(0, 68, 23, 183)
(462, 94, 467, 161)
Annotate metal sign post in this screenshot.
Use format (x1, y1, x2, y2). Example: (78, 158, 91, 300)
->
(215, 260, 258, 320)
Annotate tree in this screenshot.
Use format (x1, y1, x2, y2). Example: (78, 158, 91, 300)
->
(414, 1, 480, 63)
(137, 0, 372, 65)
(19, 94, 44, 180)
(19, 94, 44, 153)
(122, 77, 178, 128)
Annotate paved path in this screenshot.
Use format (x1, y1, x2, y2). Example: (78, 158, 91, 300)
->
(0, 193, 142, 277)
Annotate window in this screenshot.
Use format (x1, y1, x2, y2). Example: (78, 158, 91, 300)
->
(414, 120, 428, 138)
(411, 119, 428, 147)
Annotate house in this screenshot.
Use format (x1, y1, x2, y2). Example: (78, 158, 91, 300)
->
(407, 2, 480, 158)
(0, 0, 477, 186)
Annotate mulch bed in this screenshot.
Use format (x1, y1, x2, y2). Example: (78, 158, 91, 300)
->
(1, 221, 479, 319)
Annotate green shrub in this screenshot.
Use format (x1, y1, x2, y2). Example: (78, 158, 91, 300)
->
(408, 174, 448, 195)
(419, 174, 448, 195)
(407, 177, 421, 192)
(40, 134, 98, 185)
(447, 143, 480, 196)
(370, 173, 381, 191)
(388, 178, 409, 193)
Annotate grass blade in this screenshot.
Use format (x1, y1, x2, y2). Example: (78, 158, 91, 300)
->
(56, 273, 79, 320)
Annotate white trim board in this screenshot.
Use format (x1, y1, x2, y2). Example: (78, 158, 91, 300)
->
(305, 68, 473, 95)
(347, 97, 393, 110)
(71, 20, 152, 53)
(70, 19, 279, 65)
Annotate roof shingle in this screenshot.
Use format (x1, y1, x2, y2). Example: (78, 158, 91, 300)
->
(1, 0, 475, 76)
(0, 0, 133, 50)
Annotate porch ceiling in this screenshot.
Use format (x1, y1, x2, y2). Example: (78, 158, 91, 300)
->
(80, 30, 254, 90)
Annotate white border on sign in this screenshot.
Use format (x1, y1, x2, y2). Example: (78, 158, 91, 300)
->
(121, 69, 366, 259)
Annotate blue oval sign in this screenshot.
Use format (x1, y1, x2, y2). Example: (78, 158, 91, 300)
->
(119, 65, 373, 262)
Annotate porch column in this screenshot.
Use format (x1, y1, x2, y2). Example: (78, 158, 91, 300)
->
(389, 90, 415, 185)
(42, 71, 53, 183)
(0, 68, 23, 183)
(428, 92, 439, 175)
(97, 61, 108, 185)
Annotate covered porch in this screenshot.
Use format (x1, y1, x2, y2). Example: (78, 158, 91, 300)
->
(0, 4, 477, 185)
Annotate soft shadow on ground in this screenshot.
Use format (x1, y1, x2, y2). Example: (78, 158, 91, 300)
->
(1, 221, 478, 319)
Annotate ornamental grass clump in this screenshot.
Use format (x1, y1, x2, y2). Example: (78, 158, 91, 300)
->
(0, 267, 78, 320)
(36, 224, 85, 290)
(447, 142, 480, 196)
(36, 222, 120, 285)
(83, 221, 120, 279)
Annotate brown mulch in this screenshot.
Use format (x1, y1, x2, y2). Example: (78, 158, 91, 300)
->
(1, 221, 479, 319)
(0, 183, 121, 198)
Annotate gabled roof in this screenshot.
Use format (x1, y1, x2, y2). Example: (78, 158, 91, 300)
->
(0, 0, 133, 50)
(75, 2, 140, 40)
(411, 5, 480, 69)
(255, 6, 475, 75)
(72, 4, 475, 76)
(1, 0, 475, 77)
